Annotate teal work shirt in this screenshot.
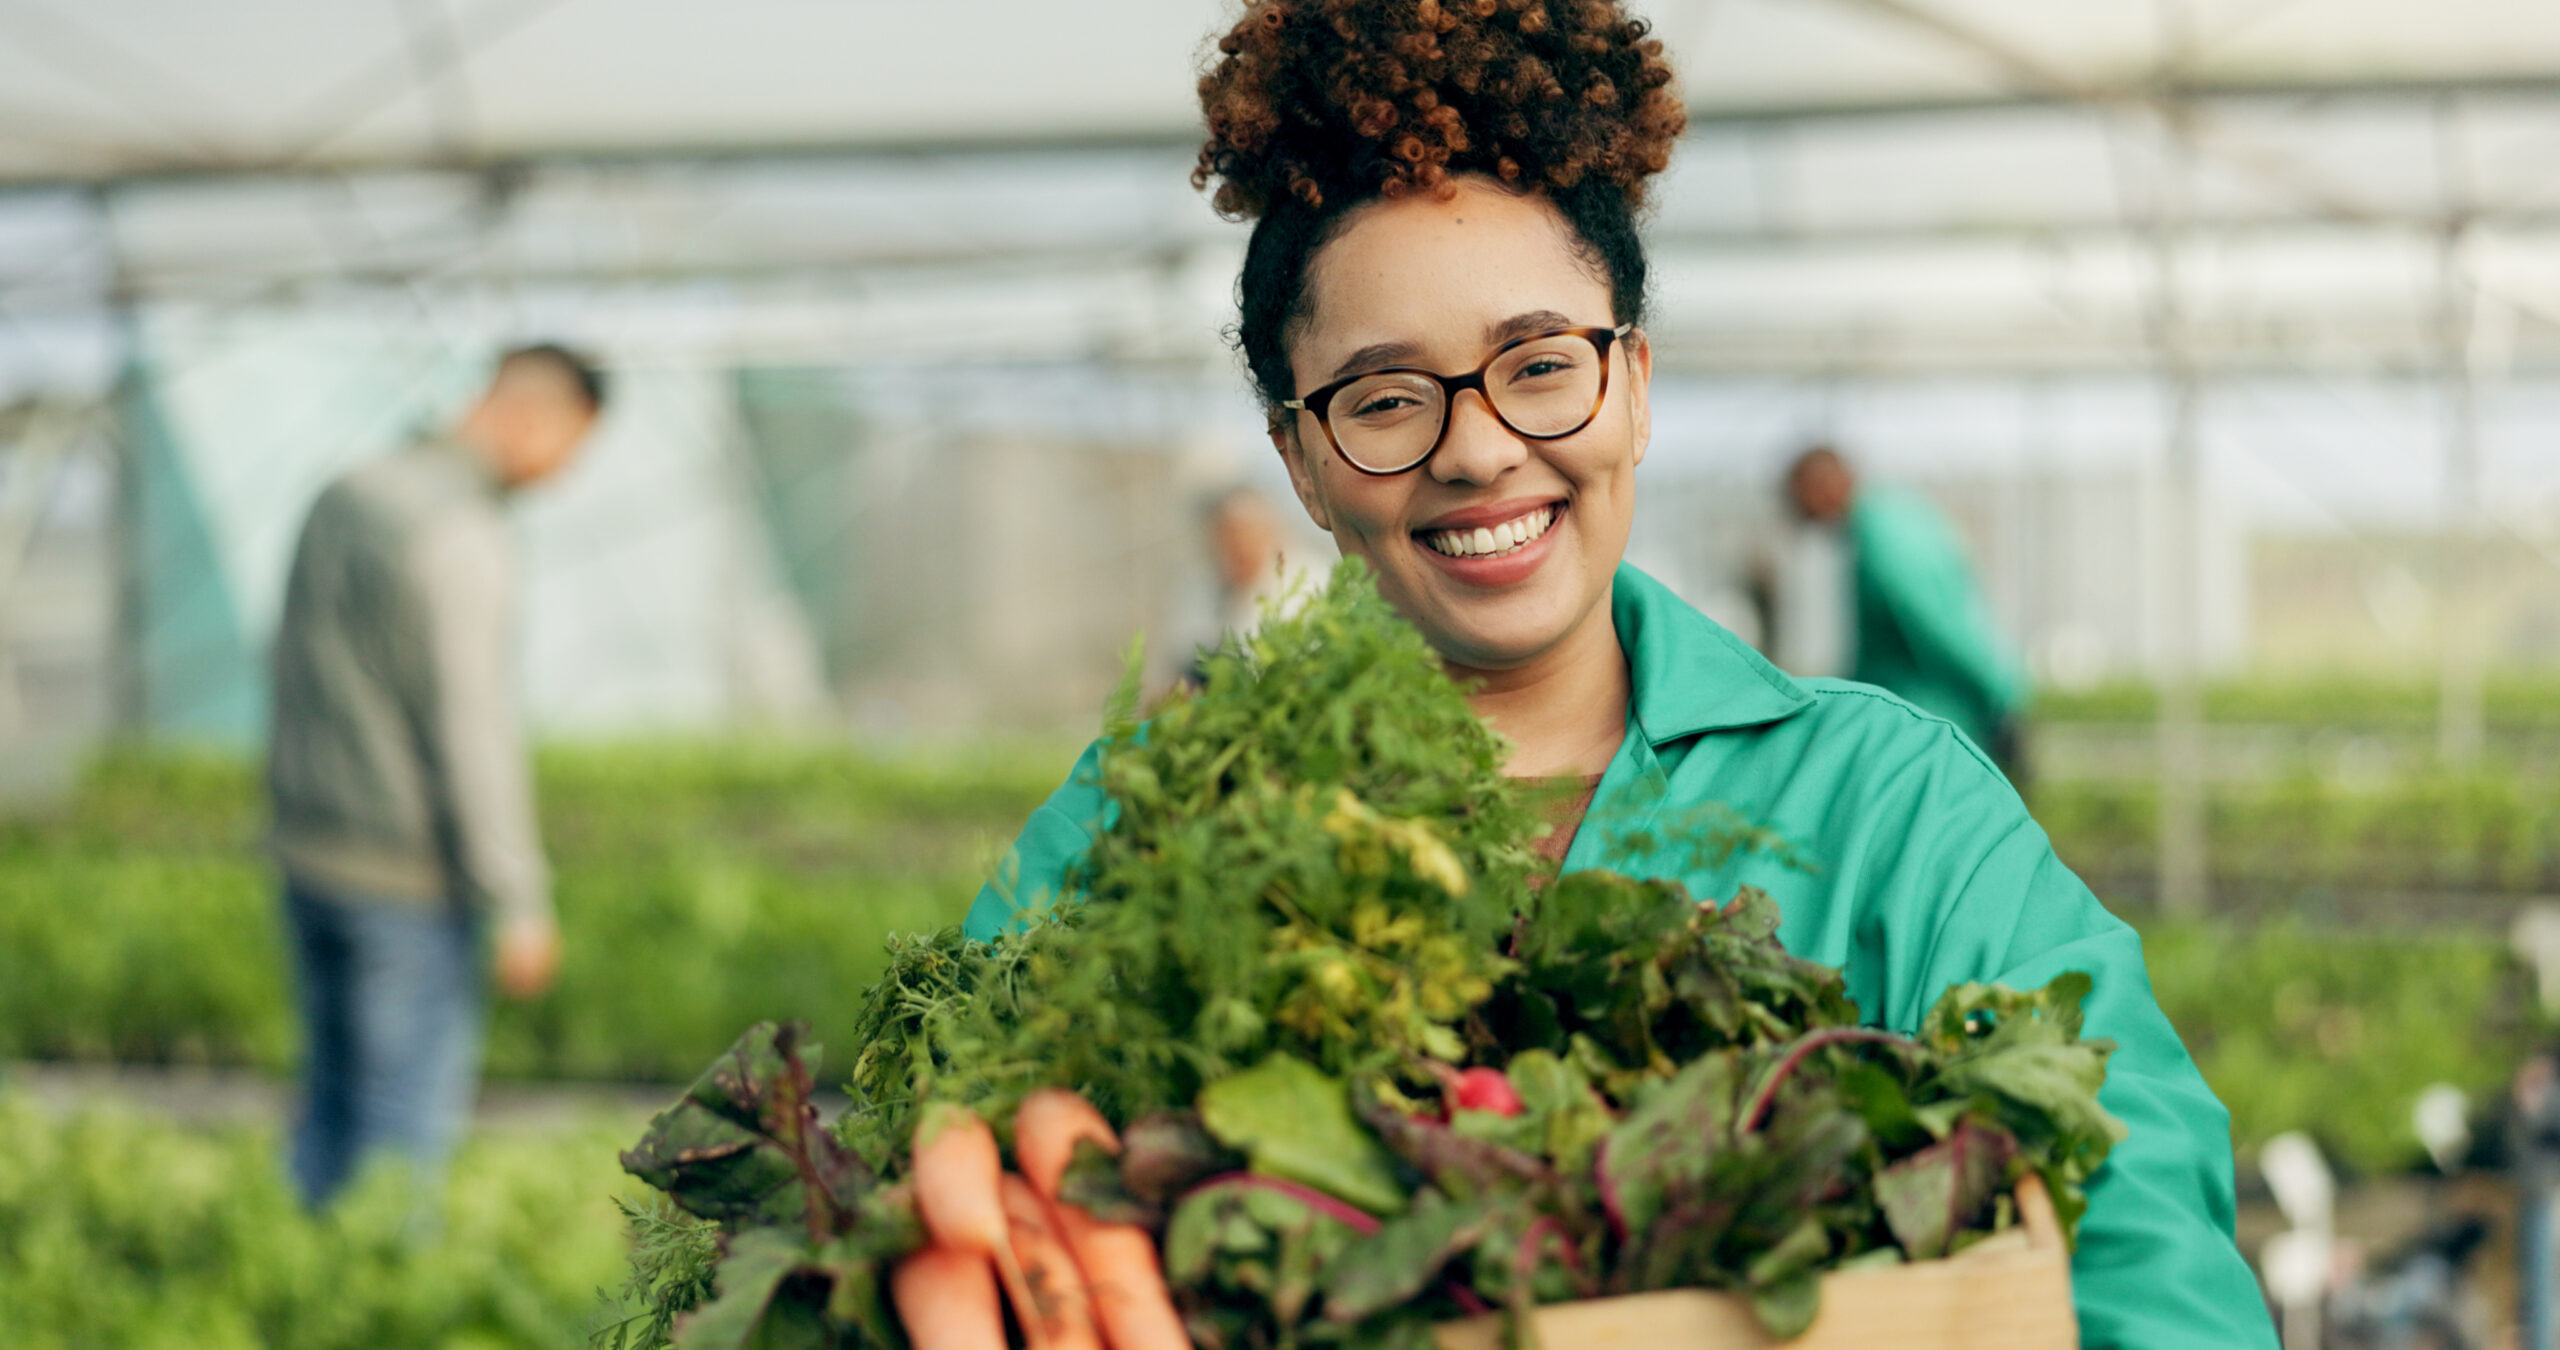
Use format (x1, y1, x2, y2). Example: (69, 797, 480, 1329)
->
(1846, 486, 2026, 754)
(965, 564, 2274, 1350)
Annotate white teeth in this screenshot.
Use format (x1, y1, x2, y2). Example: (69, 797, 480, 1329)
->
(1422, 505, 1559, 559)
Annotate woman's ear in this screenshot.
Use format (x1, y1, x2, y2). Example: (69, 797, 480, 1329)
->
(1272, 421, 1333, 533)
(1625, 329, 1654, 469)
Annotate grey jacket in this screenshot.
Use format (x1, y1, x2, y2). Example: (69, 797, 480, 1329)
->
(267, 439, 550, 927)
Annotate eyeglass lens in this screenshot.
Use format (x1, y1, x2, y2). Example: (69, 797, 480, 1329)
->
(1324, 331, 1608, 472)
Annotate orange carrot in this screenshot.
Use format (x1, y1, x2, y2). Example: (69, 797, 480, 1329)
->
(889, 1244, 1006, 1350)
(1014, 1087, 1120, 1201)
(1000, 1174, 1104, 1350)
(915, 1103, 1048, 1350)
(1009, 1088, 1186, 1347)
(1054, 1201, 1191, 1350)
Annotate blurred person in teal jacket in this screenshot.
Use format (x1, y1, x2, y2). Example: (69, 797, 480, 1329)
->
(960, 2, 2271, 1345)
(1788, 445, 2031, 783)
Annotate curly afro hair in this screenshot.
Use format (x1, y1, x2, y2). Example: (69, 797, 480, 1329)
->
(1192, 0, 1684, 417)
(1194, 0, 1684, 218)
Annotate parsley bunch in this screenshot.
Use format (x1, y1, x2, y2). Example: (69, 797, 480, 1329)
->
(841, 560, 1544, 1152)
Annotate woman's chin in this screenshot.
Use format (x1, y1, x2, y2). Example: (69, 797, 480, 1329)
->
(1352, 541, 1596, 671)
(1410, 589, 1591, 674)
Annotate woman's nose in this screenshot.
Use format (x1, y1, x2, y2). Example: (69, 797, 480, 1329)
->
(1427, 389, 1529, 487)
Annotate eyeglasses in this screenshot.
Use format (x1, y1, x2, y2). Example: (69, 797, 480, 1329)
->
(1283, 323, 1635, 476)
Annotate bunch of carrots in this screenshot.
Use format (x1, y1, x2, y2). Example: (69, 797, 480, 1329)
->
(898, 1089, 1187, 1350)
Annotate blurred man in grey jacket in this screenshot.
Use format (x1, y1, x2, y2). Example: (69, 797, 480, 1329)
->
(267, 343, 605, 1210)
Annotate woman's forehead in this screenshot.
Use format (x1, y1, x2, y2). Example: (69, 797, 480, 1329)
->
(1294, 183, 1612, 371)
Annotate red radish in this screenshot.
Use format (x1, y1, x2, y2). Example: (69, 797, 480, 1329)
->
(889, 1244, 1006, 1350)
(913, 1102, 1049, 1350)
(999, 1175, 1103, 1350)
(1014, 1087, 1120, 1200)
(1451, 1067, 1524, 1117)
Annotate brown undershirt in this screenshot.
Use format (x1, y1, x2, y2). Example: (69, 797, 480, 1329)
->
(1530, 773, 1609, 868)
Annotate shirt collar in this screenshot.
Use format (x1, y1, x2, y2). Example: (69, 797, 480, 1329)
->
(1611, 562, 1813, 745)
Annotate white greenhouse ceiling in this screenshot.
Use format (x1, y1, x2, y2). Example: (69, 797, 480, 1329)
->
(2, 0, 2556, 183)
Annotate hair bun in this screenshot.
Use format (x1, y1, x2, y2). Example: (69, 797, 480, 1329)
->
(1193, 0, 1685, 220)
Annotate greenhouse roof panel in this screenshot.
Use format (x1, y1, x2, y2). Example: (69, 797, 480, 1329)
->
(1, 0, 2553, 184)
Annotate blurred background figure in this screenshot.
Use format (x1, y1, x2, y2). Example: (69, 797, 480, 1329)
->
(1212, 487, 1306, 633)
(2514, 1044, 2560, 1350)
(1182, 486, 1309, 685)
(1786, 444, 2030, 786)
(266, 343, 605, 1212)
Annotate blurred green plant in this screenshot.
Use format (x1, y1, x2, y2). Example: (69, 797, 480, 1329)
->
(0, 741, 1066, 1081)
(2039, 675, 2560, 727)
(2035, 773, 2560, 898)
(2135, 916, 2543, 1175)
(8, 741, 2552, 1177)
(0, 1090, 637, 1350)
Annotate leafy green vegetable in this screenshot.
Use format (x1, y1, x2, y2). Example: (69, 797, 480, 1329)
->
(599, 1196, 723, 1350)
(610, 559, 2127, 1349)
(673, 1228, 815, 1350)
(619, 1022, 870, 1238)
(958, 562, 1543, 1119)
(1166, 1177, 1375, 1339)
(1319, 1190, 1500, 1323)
(1198, 1054, 1409, 1216)
(1876, 1121, 2015, 1261)
(1921, 974, 2127, 1234)
(1496, 877, 1861, 1096)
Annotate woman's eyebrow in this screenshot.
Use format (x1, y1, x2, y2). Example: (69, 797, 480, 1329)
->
(1327, 311, 1582, 382)
(1487, 310, 1576, 344)
(1328, 340, 1423, 381)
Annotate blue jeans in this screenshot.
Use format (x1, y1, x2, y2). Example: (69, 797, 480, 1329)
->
(282, 879, 485, 1211)
(2527, 1180, 2559, 1350)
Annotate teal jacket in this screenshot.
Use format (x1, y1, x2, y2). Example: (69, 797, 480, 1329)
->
(1846, 487, 2026, 754)
(965, 564, 2274, 1350)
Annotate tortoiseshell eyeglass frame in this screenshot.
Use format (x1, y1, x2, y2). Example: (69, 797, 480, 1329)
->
(1280, 322, 1637, 477)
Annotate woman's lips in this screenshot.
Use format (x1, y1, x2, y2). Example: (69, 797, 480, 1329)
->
(1411, 501, 1565, 587)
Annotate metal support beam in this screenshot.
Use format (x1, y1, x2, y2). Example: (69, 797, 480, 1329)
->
(2436, 102, 2488, 765)
(91, 186, 148, 735)
(0, 405, 83, 736)
(2141, 4, 2211, 918)
(5, 69, 2559, 195)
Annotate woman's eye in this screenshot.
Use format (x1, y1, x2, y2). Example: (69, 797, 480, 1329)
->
(1512, 356, 1577, 381)
(1350, 393, 1422, 419)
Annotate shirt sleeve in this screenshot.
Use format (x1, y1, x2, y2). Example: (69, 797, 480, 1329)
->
(403, 512, 552, 929)
(1894, 775, 2274, 1349)
(963, 740, 1111, 942)
(1856, 500, 2024, 719)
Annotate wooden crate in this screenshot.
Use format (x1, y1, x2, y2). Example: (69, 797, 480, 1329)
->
(1434, 1177, 2076, 1350)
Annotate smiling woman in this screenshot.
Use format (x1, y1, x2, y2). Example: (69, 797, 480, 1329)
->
(967, 2, 2278, 1347)
(1264, 179, 1651, 773)
(1198, 0, 1678, 774)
